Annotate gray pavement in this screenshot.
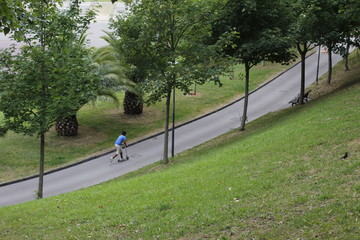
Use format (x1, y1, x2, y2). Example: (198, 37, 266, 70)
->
(0, 2, 346, 207)
(0, 49, 343, 207)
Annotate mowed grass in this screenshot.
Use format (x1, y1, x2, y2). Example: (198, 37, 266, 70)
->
(0, 53, 359, 239)
(0, 61, 291, 183)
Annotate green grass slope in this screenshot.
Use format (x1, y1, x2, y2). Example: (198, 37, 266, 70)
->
(0, 55, 359, 239)
(0, 60, 293, 182)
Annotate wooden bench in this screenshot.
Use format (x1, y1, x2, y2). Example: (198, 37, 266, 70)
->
(289, 90, 312, 106)
(303, 90, 311, 101)
(289, 96, 300, 106)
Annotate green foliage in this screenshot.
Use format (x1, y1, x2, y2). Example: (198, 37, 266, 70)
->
(212, 0, 296, 130)
(214, 0, 295, 67)
(297, 0, 359, 54)
(0, 125, 7, 136)
(93, 32, 140, 97)
(298, 0, 360, 83)
(110, 0, 231, 105)
(110, 0, 232, 162)
(0, 45, 98, 137)
(0, 0, 21, 35)
(288, 0, 320, 104)
(334, 0, 360, 50)
(109, 14, 153, 87)
(0, 0, 63, 37)
(12, 0, 97, 45)
(0, 1, 99, 137)
(0, 0, 99, 198)
(289, 0, 319, 51)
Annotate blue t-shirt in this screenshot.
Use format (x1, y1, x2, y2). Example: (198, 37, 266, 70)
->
(115, 135, 126, 145)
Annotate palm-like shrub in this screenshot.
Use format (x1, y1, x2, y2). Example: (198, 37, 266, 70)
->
(95, 32, 143, 115)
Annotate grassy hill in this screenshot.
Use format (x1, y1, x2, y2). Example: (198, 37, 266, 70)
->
(0, 59, 295, 183)
(0, 53, 359, 239)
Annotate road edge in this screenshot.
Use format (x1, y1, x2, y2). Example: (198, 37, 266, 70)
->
(0, 52, 315, 187)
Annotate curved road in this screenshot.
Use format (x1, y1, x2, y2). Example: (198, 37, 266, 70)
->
(0, 3, 345, 207)
(0, 49, 343, 207)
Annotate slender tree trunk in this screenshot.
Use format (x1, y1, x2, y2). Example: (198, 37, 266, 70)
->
(171, 85, 175, 158)
(344, 40, 350, 71)
(38, 132, 45, 199)
(163, 87, 172, 164)
(300, 48, 306, 104)
(316, 45, 321, 85)
(327, 46, 333, 84)
(38, 0, 46, 199)
(239, 61, 250, 131)
(297, 43, 307, 104)
(38, 82, 46, 199)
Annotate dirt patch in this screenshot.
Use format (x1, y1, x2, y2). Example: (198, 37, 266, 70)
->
(184, 92, 203, 98)
(46, 125, 107, 148)
(308, 59, 360, 100)
(107, 108, 163, 124)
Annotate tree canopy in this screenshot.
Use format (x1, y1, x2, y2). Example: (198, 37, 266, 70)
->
(110, 0, 230, 163)
(289, 0, 320, 103)
(0, 0, 63, 37)
(0, 0, 99, 198)
(213, 0, 295, 130)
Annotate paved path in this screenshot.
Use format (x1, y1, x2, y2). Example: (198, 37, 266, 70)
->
(0, 2, 346, 207)
(0, 49, 343, 207)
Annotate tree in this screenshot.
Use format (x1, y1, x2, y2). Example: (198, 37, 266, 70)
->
(0, 0, 65, 39)
(108, 19, 149, 115)
(110, 0, 230, 163)
(0, 0, 29, 36)
(0, 0, 62, 136)
(95, 32, 144, 115)
(213, 0, 295, 131)
(288, 0, 359, 95)
(289, 0, 319, 104)
(334, 0, 360, 71)
(310, 0, 354, 84)
(0, 1, 99, 198)
(46, 2, 97, 137)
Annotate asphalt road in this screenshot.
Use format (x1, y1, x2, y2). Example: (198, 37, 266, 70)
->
(0, 3, 345, 207)
(0, 49, 343, 207)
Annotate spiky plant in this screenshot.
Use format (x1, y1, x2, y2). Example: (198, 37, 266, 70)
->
(95, 32, 143, 115)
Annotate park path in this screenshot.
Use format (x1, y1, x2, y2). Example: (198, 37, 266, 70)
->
(0, 2, 347, 207)
(0, 49, 343, 207)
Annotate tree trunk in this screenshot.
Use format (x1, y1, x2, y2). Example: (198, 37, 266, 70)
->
(327, 46, 333, 84)
(344, 40, 350, 71)
(171, 86, 175, 158)
(56, 114, 78, 136)
(38, 132, 45, 199)
(163, 87, 172, 164)
(297, 43, 308, 104)
(239, 62, 250, 131)
(316, 45, 321, 85)
(300, 46, 306, 105)
(38, 0, 46, 200)
(123, 91, 143, 115)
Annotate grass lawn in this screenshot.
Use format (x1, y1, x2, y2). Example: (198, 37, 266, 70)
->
(0, 60, 294, 183)
(0, 52, 359, 239)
